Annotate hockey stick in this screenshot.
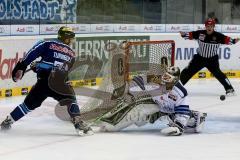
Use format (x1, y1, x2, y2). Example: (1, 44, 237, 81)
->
(25, 68, 32, 73)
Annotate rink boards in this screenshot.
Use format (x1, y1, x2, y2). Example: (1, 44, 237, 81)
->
(1, 33, 240, 98)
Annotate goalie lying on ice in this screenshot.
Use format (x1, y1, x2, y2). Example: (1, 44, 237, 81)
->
(98, 66, 207, 136)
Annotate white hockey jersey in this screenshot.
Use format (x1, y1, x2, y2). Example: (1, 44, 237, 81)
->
(151, 82, 191, 127)
(152, 82, 190, 115)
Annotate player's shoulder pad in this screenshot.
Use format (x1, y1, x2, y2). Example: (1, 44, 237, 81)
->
(32, 40, 47, 47)
(214, 31, 225, 37)
(174, 82, 188, 98)
(52, 39, 70, 46)
(27, 40, 47, 53)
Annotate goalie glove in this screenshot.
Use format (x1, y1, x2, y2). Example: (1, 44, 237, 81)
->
(12, 61, 27, 82)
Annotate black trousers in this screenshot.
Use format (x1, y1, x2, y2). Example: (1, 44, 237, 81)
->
(23, 78, 79, 117)
(180, 54, 233, 91)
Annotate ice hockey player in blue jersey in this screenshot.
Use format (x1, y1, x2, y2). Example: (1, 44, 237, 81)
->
(99, 66, 206, 136)
(1, 26, 93, 136)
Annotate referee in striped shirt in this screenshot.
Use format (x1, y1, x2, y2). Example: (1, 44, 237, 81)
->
(179, 18, 239, 95)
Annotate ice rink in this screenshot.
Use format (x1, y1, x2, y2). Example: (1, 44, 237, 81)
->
(0, 79, 240, 160)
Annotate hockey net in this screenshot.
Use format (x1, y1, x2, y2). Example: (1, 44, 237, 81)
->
(79, 40, 175, 123)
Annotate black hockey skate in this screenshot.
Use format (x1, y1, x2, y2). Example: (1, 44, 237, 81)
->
(1, 116, 14, 130)
(72, 116, 94, 136)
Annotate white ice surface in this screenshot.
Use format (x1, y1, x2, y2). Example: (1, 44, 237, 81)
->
(0, 79, 240, 160)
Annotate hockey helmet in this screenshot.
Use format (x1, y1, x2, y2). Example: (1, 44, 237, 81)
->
(205, 18, 216, 27)
(58, 26, 75, 40)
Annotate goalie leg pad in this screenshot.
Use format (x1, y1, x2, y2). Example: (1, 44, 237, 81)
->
(98, 117, 134, 132)
(185, 111, 207, 133)
(99, 104, 160, 131)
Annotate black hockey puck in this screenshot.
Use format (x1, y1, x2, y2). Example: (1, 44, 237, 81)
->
(220, 95, 226, 101)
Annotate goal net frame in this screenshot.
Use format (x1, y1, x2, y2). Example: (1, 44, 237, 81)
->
(55, 40, 176, 124)
(124, 40, 175, 81)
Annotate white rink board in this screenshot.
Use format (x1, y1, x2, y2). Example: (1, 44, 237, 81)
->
(0, 38, 38, 88)
(150, 33, 240, 70)
(0, 33, 240, 89)
(2, 24, 240, 35)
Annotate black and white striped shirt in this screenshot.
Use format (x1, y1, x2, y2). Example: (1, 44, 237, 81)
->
(182, 30, 236, 58)
(197, 40, 220, 58)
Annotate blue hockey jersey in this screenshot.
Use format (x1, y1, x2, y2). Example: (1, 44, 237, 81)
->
(22, 39, 75, 78)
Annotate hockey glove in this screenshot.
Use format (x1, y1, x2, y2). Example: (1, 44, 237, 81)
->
(12, 61, 27, 82)
(234, 38, 240, 43)
(30, 61, 39, 73)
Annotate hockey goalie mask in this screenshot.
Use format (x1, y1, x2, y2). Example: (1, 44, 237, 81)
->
(161, 66, 180, 87)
